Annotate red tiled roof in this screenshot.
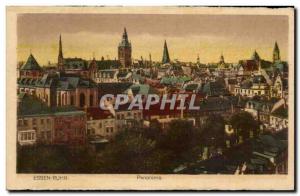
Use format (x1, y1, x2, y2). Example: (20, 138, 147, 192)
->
(86, 107, 113, 120)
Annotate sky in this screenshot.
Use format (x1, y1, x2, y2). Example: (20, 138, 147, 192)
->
(17, 14, 289, 65)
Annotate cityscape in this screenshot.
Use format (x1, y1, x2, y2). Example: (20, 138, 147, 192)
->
(17, 16, 289, 175)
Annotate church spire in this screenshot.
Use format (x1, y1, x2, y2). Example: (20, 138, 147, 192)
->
(162, 40, 170, 64)
(252, 50, 260, 61)
(273, 41, 280, 62)
(57, 34, 64, 70)
(119, 27, 131, 48)
(219, 53, 225, 64)
(59, 34, 63, 58)
(123, 28, 128, 41)
(197, 54, 200, 64)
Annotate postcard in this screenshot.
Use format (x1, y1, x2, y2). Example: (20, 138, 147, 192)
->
(6, 6, 295, 190)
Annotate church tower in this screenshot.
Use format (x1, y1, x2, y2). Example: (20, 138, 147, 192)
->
(219, 53, 225, 64)
(118, 28, 132, 68)
(162, 40, 170, 64)
(252, 50, 260, 62)
(273, 41, 280, 62)
(57, 34, 64, 71)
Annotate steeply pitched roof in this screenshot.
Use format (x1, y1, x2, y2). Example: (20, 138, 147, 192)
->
(20, 54, 42, 71)
(239, 60, 258, 71)
(251, 50, 260, 61)
(271, 105, 288, 119)
(162, 40, 170, 64)
(118, 28, 131, 48)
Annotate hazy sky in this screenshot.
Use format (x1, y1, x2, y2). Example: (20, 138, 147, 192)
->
(17, 14, 289, 65)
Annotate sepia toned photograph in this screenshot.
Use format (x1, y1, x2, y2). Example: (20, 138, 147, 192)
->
(6, 6, 295, 190)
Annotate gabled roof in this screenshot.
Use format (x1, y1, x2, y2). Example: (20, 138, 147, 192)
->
(271, 105, 288, 119)
(251, 50, 260, 61)
(20, 54, 42, 71)
(239, 60, 259, 71)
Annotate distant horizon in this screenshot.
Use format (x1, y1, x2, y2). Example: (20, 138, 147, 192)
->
(17, 14, 289, 65)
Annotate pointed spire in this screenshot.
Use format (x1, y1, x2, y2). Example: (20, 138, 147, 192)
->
(59, 34, 63, 58)
(274, 41, 279, 51)
(162, 40, 170, 64)
(57, 34, 64, 70)
(273, 41, 280, 62)
(122, 27, 128, 43)
(252, 50, 260, 61)
(123, 28, 128, 39)
(220, 53, 225, 64)
(119, 27, 131, 47)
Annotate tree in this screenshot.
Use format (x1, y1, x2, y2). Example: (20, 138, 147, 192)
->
(230, 111, 259, 141)
(157, 119, 201, 165)
(200, 114, 225, 148)
(143, 119, 163, 141)
(97, 130, 159, 173)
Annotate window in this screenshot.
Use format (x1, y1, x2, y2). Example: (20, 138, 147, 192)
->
(23, 120, 28, 126)
(99, 123, 102, 129)
(21, 133, 25, 140)
(41, 132, 45, 139)
(41, 119, 44, 124)
(24, 133, 28, 140)
(32, 119, 37, 125)
(28, 133, 31, 140)
(70, 95, 74, 105)
(90, 94, 94, 107)
(47, 131, 51, 139)
(79, 93, 85, 107)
